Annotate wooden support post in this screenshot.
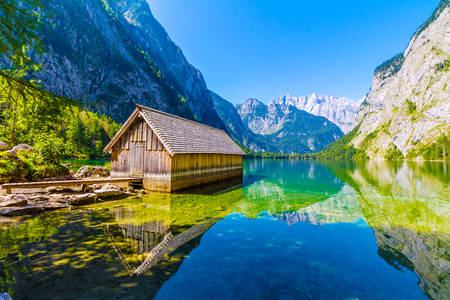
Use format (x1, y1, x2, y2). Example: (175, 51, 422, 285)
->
(81, 184, 87, 192)
(5, 187, 11, 194)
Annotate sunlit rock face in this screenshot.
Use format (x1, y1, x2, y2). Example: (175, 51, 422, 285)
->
(210, 91, 273, 152)
(337, 161, 450, 300)
(351, 3, 450, 158)
(235, 98, 344, 153)
(29, 0, 225, 128)
(273, 94, 361, 134)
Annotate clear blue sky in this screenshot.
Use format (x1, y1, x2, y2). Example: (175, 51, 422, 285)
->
(147, 0, 440, 104)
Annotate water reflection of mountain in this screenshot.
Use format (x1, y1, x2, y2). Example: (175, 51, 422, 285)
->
(239, 159, 344, 218)
(273, 185, 362, 225)
(325, 160, 449, 300)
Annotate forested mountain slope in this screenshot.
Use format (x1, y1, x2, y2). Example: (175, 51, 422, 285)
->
(30, 0, 224, 128)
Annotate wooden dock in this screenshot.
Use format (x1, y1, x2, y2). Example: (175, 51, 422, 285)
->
(1, 177, 143, 194)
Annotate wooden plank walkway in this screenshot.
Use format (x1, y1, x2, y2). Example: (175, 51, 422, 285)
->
(2, 177, 143, 194)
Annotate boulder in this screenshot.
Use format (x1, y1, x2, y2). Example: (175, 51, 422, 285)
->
(8, 144, 33, 155)
(28, 194, 50, 203)
(5, 150, 17, 157)
(101, 184, 121, 190)
(74, 166, 109, 179)
(44, 186, 57, 193)
(69, 193, 97, 206)
(0, 194, 28, 207)
(0, 205, 44, 216)
(93, 185, 129, 199)
(94, 188, 128, 198)
(0, 293, 12, 300)
(42, 202, 69, 211)
(0, 141, 8, 151)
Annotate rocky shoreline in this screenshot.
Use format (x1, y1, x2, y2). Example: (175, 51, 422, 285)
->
(0, 182, 138, 220)
(0, 164, 144, 224)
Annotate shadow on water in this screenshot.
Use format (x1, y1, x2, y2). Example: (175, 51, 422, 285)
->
(174, 176, 243, 195)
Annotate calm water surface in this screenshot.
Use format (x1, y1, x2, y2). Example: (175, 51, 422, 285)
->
(0, 159, 448, 299)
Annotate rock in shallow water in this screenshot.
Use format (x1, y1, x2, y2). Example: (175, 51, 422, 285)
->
(69, 193, 97, 206)
(0, 194, 28, 207)
(94, 188, 129, 199)
(0, 205, 44, 216)
(42, 202, 69, 210)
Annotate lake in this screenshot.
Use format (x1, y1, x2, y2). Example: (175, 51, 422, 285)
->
(0, 159, 448, 299)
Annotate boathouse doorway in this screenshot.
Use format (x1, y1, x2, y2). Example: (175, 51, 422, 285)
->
(131, 141, 145, 176)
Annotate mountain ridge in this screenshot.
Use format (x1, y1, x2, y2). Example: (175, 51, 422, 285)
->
(29, 0, 225, 129)
(272, 93, 360, 134)
(235, 97, 344, 153)
(349, 2, 449, 159)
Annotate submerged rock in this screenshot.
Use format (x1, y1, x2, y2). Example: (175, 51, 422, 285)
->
(0, 205, 44, 216)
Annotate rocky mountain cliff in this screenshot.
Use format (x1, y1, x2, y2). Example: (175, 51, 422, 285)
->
(30, 0, 224, 128)
(273, 94, 360, 134)
(350, 1, 450, 159)
(236, 98, 344, 153)
(210, 91, 272, 152)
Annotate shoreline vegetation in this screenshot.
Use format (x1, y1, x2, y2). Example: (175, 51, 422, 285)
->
(243, 125, 449, 161)
(0, 0, 120, 183)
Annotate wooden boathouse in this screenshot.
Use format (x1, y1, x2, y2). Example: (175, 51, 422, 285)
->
(103, 105, 245, 192)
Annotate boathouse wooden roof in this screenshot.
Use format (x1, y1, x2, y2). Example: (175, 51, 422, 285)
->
(104, 104, 245, 156)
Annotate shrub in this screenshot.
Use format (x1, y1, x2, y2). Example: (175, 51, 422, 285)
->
(34, 132, 66, 165)
(385, 144, 404, 160)
(405, 99, 417, 114)
(407, 134, 449, 160)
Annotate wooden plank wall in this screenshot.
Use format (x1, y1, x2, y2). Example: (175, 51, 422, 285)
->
(110, 116, 243, 192)
(111, 117, 172, 191)
(171, 154, 242, 191)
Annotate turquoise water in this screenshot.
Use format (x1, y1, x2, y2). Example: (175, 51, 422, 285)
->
(62, 159, 108, 171)
(0, 159, 448, 299)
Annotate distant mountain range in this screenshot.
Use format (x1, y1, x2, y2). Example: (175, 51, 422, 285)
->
(212, 92, 349, 153)
(236, 98, 344, 153)
(273, 94, 361, 134)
